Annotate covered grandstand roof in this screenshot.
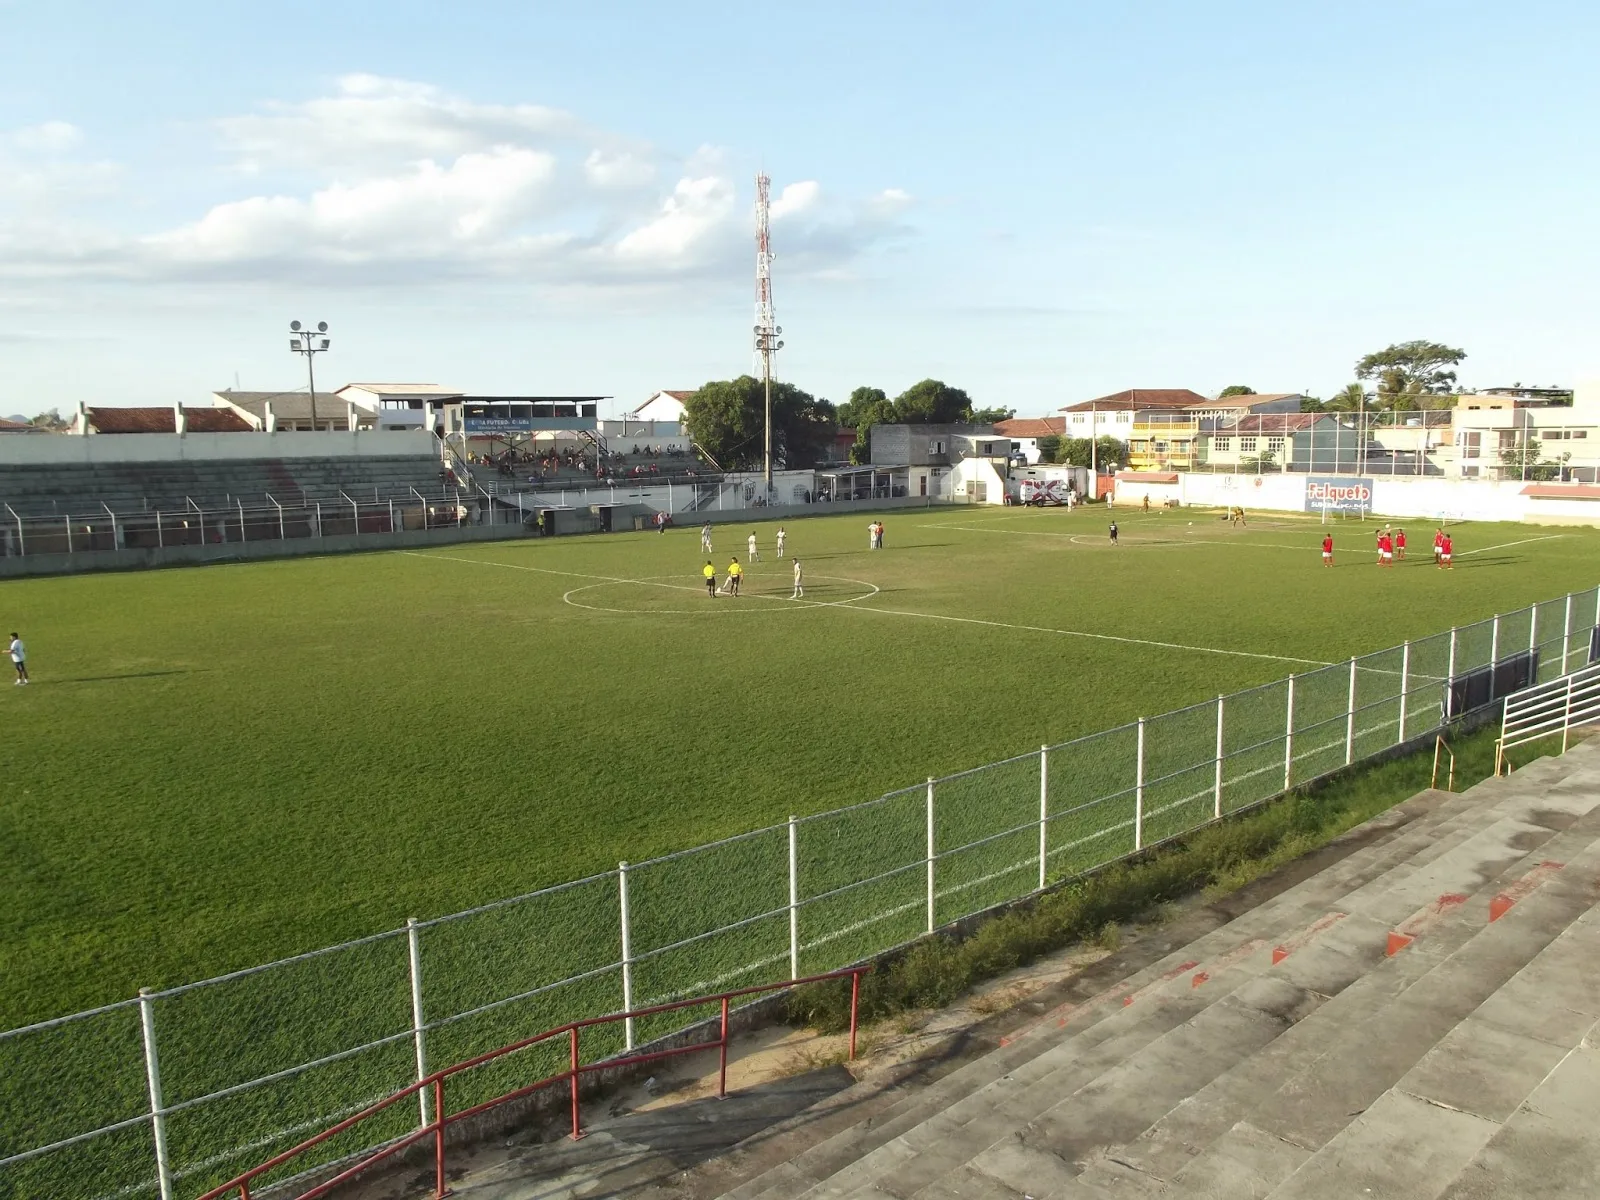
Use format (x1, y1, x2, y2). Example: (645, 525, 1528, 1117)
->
(1061, 389, 1208, 412)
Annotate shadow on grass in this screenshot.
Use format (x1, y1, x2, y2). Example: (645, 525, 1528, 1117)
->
(40, 669, 202, 685)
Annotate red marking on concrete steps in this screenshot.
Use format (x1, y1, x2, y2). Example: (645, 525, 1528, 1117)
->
(1489, 861, 1565, 922)
(1271, 912, 1347, 965)
(998, 958, 1200, 1046)
(1123, 960, 1202, 1005)
(1386, 893, 1469, 956)
(1191, 938, 1268, 988)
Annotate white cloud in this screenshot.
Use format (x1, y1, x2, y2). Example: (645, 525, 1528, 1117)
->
(770, 180, 822, 220)
(583, 149, 656, 190)
(12, 121, 83, 153)
(0, 78, 913, 288)
(147, 147, 558, 263)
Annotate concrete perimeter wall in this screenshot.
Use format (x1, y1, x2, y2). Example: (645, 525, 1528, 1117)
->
(1106, 472, 1600, 527)
(0, 430, 436, 465)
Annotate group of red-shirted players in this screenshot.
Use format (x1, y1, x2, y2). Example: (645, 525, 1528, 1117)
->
(1320, 524, 1453, 570)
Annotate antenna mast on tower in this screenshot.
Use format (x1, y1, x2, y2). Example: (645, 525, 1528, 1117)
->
(754, 173, 783, 493)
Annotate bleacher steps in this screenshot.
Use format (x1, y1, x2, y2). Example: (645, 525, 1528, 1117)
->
(714, 742, 1600, 1200)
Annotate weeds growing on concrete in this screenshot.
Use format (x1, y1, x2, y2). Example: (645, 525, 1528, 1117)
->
(788, 726, 1502, 1033)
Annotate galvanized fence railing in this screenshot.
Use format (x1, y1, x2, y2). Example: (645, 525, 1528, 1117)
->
(3, 587, 1596, 1200)
(0, 492, 522, 559)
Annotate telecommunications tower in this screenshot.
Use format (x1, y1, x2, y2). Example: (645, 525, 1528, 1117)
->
(754, 174, 783, 491)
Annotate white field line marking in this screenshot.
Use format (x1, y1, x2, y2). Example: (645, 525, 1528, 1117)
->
(401, 550, 873, 610)
(923, 520, 1361, 554)
(408, 550, 1327, 666)
(1457, 534, 1567, 556)
(845, 604, 1331, 666)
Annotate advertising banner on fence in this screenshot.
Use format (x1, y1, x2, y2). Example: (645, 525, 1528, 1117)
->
(1306, 476, 1373, 515)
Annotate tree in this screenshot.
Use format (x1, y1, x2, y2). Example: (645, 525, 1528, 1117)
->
(1354, 340, 1466, 407)
(836, 386, 887, 431)
(27, 408, 68, 431)
(1299, 395, 1327, 413)
(892, 379, 971, 425)
(1239, 450, 1278, 472)
(1324, 384, 1368, 413)
(1498, 438, 1561, 482)
(1219, 385, 1256, 398)
(1035, 434, 1062, 464)
(964, 405, 1016, 424)
(683, 377, 837, 471)
(1059, 436, 1126, 471)
(848, 395, 898, 464)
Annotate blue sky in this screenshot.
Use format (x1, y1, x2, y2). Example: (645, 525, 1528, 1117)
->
(1, 1, 1596, 417)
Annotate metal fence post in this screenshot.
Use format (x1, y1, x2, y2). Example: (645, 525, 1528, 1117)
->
(1134, 718, 1145, 852)
(138, 989, 174, 1200)
(788, 816, 800, 979)
(389, 499, 396, 535)
(1491, 613, 1500, 665)
(1563, 593, 1574, 675)
(155, 510, 163, 549)
(1398, 641, 1410, 742)
(925, 778, 936, 933)
(1038, 745, 1049, 890)
(1563, 673, 1575, 754)
(406, 918, 430, 1128)
(1530, 604, 1539, 658)
(1213, 695, 1225, 820)
(1284, 675, 1296, 790)
(618, 862, 635, 1050)
(65, 515, 73, 554)
(1345, 657, 1357, 764)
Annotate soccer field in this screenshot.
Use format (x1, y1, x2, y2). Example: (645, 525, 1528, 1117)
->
(1, 506, 1594, 1030)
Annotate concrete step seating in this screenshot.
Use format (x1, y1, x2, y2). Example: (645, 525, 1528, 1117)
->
(0, 456, 450, 516)
(721, 741, 1600, 1200)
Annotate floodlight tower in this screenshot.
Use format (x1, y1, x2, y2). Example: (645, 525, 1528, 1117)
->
(753, 174, 783, 493)
(288, 320, 331, 430)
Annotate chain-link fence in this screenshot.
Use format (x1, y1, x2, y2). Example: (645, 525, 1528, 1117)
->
(5, 586, 1597, 1199)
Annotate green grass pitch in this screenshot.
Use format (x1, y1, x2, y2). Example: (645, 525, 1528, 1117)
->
(1, 506, 1595, 1030)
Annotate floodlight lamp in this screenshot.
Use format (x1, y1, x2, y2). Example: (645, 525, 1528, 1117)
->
(319, 338, 330, 350)
(316, 321, 328, 333)
(289, 338, 300, 350)
(290, 320, 302, 332)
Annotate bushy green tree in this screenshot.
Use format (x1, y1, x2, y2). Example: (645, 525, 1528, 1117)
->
(683, 377, 837, 470)
(893, 379, 972, 425)
(1035, 434, 1062, 463)
(1059, 436, 1126, 470)
(1219, 385, 1256, 398)
(1355, 340, 1466, 408)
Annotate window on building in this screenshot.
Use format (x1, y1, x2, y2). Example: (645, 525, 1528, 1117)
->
(1071, 414, 1085, 424)
(1574, 431, 1588, 439)
(919, 475, 927, 497)
(1267, 436, 1285, 454)
(1461, 432, 1481, 459)
(1239, 437, 1257, 452)
(1117, 412, 1130, 423)
(1214, 436, 1232, 452)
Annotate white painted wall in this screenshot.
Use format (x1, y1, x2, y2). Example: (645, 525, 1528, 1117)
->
(0, 430, 436, 465)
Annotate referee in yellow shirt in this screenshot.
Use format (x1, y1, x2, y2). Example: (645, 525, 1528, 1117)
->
(703, 560, 717, 597)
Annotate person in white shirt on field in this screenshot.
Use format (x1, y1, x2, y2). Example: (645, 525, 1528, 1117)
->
(776, 527, 786, 558)
(747, 532, 760, 562)
(701, 524, 713, 553)
(791, 559, 804, 599)
(9, 632, 27, 685)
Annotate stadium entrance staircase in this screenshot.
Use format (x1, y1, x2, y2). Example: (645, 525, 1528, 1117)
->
(394, 738, 1600, 1200)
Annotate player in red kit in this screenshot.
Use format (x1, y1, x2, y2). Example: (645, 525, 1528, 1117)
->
(1322, 534, 1334, 567)
(1433, 528, 1444, 564)
(1379, 532, 1394, 567)
(1395, 528, 1407, 560)
(1439, 533, 1453, 569)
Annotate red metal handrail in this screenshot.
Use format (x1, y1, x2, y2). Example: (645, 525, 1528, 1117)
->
(196, 966, 866, 1200)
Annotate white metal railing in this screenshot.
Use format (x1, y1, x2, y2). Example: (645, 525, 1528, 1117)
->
(1496, 661, 1600, 773)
